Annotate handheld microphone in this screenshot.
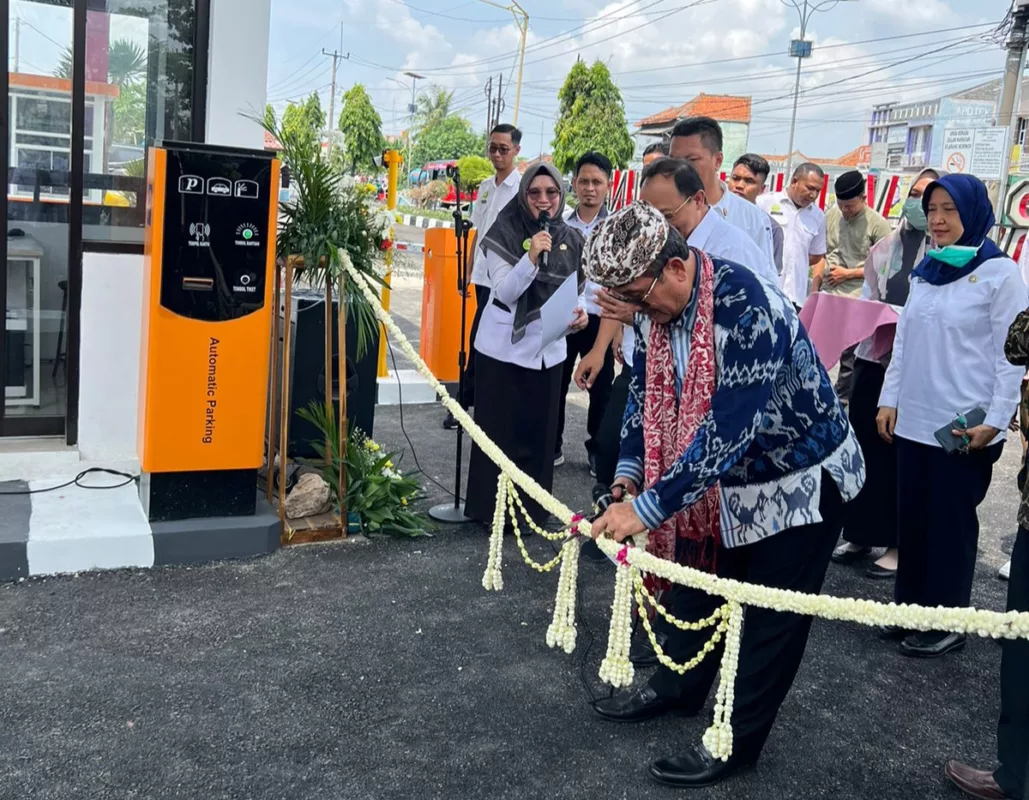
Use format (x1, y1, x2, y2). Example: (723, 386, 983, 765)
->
(538, 210, 551, 270)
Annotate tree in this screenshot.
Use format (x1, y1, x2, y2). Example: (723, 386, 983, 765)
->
(455, 155, 494, 189)
(264, 104, 277, 130)
(551, 59, 635, 174)
(337, 84, 385, 175)
(113, 82, 147, 146)
(411, 117, 482, 165)
(56, 38, 147, 84)
(281, 92, 326, 148)
(414, 84, 460, 133)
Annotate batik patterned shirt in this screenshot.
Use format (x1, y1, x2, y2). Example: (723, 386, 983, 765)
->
(1004, 307, 1029, 530)
(616, 259, 865, 548)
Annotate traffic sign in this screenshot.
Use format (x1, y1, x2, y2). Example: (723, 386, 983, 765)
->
(941, 126, 1007, 179)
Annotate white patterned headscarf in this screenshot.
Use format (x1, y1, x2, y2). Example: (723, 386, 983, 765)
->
(584, 201, 670, 288)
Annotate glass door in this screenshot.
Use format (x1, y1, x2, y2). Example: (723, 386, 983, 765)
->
(3, 0, 75, 437)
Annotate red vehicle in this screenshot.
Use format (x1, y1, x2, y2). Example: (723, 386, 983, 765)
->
(412, 160, 477, 210)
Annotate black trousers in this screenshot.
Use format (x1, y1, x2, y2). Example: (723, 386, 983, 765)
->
(461, 285, 491, 407)
(594, 368, 631, 487)
(996, 526, 1029, 799)
(649, 474, 845, 762)
(465, 352, 562, 526)
(556, 314, 614, 458)
(834, 345, 857, 403)
(894, 436, 1002, 611)
(841, 359, 897, 548)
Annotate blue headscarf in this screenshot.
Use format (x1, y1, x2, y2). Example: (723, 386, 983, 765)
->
(911, 173, 1003, 286)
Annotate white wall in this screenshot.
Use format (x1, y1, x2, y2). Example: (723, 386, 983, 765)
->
(206, 0, 272, 150)
(78, 253, 144, 462)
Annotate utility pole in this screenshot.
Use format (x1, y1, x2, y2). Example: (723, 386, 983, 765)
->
(782, 0, 854, 177)
(322, 24, 346, 162)
(994, 0, 1029, 219)
(13, 17, 21, 72)
(494, 73, 505, 127)
(404, 71, 424, 173)
(474, 0, 528, 125)
(484, 76, 494, 135)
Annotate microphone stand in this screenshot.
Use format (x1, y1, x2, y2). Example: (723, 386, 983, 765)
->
(429, 167, 473, 524)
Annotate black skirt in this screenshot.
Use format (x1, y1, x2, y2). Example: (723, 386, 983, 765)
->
(841, 358, 897, 548)
(465, 352, 563, 527)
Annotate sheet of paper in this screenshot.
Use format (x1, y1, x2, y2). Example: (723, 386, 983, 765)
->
(537, 272, 579, 356)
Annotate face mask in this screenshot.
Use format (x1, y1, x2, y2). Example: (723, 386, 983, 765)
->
(927, 242, 981, 268)
(902, 197, 927, 231)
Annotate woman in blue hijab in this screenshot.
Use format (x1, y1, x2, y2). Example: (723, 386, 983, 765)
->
(875, 173, 1027, 658)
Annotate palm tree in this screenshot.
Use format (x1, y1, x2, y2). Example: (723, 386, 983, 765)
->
(55, 39, 148, 173)
(414, 84, 462, 134)
(55, 38, 147, 85)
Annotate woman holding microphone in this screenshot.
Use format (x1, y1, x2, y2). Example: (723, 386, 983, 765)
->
(465, 163, 588, 528)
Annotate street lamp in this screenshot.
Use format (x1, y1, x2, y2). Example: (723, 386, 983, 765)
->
(388, 72, 425, 177)
(781, 0, 855, 177)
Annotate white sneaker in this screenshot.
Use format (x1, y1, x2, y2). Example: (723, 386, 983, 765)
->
(999, 560, 1011, 581)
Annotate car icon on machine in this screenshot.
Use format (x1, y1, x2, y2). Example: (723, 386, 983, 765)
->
(207, 178, 232, 195)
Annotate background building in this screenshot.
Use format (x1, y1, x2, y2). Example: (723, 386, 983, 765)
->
(633, 93, 752, 168)
(866, 79, 1019, 171)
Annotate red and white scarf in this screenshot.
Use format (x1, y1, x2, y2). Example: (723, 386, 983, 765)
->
(642, 249, 720, 588)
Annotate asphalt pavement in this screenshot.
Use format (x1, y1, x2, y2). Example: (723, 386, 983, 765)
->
(0, 267, 1021, 799)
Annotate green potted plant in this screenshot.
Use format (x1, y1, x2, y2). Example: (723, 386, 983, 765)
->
(263, 119, 396, 539)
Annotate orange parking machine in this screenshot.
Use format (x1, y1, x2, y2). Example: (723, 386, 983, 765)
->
(419, 228, 477, 383)
(138, 142, 280, 522)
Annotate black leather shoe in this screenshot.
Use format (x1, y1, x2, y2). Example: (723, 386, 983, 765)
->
(865, 563, 897, 579)
(878, 625, 910, 641)
(899, 631, 967, 658)
(593, 684, 684, 723)
(831, 545, 870, 565)
(579, 538, 611, 564)
(442, 411, 459, 430)
(629, 631, 669, 668)
(649, 744, 753, 788)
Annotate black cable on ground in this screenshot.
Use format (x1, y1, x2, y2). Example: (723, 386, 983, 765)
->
(385, 334, 461, 501)
(0, 467, 138, 495)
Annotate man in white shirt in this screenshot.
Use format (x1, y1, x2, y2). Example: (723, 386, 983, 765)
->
(557, 151, 614, 473)
(640, 157, 777, 282)
(757, 162, 827, 308)
(669, 117, 776, 268)
(443, 123, 521, 430)
(729, 153, 784, 275)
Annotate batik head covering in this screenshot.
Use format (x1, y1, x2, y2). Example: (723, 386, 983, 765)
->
(912, 172, 1004, 286)
(584, 201, 669, 288)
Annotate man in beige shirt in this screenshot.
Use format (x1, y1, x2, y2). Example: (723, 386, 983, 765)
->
(819, 170, 891, 297)
(818, 170, 891, 402)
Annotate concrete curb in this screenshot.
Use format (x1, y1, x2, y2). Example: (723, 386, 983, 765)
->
(398, 213, 454, 230)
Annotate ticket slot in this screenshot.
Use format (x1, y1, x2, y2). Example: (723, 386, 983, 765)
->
(182, 277, 214, 292)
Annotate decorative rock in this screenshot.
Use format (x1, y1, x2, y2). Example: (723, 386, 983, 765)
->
(284, 473, 332, 519)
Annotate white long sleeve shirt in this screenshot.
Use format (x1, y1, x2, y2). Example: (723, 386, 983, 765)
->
(688, 207, 779, 284)
(879, 255, 1027, 446)
(472, 248, 585, 370)
(711, 182, 777, 270)
(469, 170, 521, 287)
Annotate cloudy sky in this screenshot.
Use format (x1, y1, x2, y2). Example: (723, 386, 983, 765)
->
(267, 0, 1011, 160)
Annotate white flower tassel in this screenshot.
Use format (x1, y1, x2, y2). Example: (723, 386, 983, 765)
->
(482, 477, 508, 591)
(598, 554, 636, 688)
(703, 601, 744, 761)
(546, 537, 581, 654)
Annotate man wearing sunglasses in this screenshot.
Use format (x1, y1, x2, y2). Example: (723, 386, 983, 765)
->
(443, 123, 522, 430)
(583, 202, 864, 789)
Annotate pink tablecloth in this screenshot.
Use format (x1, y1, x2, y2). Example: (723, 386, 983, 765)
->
(798, 293, 900, 370)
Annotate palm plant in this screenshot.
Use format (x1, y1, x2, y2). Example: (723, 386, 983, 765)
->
(55, 38, 147, 84)
(414, 84, 460, 134)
